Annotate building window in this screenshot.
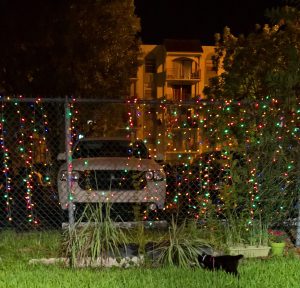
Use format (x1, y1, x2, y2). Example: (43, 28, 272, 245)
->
(145, 59, 156, 73)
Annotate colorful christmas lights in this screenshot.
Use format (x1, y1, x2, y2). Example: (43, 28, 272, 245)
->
(0, 94, 298, 227)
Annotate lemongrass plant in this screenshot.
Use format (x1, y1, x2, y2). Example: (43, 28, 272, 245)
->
(154, 218, 211, 268)
(61, 203, 128, 267)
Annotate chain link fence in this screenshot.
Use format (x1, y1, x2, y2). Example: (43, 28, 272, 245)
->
(0, 97, 299, 245)
(0, 98, 65, 230)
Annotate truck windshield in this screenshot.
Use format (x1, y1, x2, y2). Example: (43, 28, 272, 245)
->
(72, 140, 149, 159)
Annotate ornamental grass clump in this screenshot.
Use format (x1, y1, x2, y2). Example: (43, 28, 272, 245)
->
(61, 203, 128, 267)
(268, 229, 288, 243)
(154, 218, 211, 268)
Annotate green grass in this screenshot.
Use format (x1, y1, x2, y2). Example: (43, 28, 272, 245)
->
(0, 230, 61, 262)
(1, 229, 300, 288)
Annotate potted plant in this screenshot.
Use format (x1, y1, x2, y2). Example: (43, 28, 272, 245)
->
(225, 216, 271, 258)
(268, 229, 288, 256)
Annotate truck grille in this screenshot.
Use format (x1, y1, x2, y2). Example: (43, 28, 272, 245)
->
(78, 170, 147, 191)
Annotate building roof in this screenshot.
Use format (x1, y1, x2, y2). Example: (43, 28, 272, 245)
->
(163, 39, 203, 53)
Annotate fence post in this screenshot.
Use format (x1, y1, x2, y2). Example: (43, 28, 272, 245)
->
(65, 97, 75, 226)
(296, 160, 300, 247)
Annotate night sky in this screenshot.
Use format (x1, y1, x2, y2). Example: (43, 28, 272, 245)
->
(134, 0, 284, 44)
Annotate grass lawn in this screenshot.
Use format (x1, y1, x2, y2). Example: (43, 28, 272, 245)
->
(0, 230, 300, 288)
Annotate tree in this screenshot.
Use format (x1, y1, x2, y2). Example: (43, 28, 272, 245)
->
(205, 4, 300, 106)
(0, 0, 140, 98)
(203, 2, 300, 147)
(202, 3, 300, 224)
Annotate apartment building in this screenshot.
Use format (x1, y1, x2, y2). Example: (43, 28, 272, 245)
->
(130, 39, 219, 162)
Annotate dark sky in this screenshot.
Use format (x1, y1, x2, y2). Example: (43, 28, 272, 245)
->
(134, 0, 284, 44)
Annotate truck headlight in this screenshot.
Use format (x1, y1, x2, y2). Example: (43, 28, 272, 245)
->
(145, 170, 165, 181)
(148, 203, 158, 211)
(60, 170, 80, 181)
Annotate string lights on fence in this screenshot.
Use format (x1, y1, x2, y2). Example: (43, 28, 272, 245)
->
(0, 95, 298, 226)
(0, 99, 12, 223)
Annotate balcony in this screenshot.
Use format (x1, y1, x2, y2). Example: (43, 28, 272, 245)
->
(166, 68, 200, 84)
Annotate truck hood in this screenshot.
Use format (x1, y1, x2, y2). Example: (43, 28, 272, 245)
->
(59, 157, 163, 172)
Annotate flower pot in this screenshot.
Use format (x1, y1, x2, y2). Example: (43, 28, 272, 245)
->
(270, 242, 285, 256)
(228, 245, 271, 258)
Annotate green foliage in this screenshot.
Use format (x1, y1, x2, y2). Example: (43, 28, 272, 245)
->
(61, 203, 128, 267)
(77, 103, 130, 138)
(223, 213, 269, 247)
(223, 214, 246, 246)
(204, 3, 300, 126)
(154, 218, 211, 268)
(196, 214, 227, 250)
(0, 0, 140, 97)
(0, 230, 61, 262)
(2, 231, 300, 287)
(208, 14, 300, 105)
(2, 257, 300, 288)
(202, 2, 300, 226)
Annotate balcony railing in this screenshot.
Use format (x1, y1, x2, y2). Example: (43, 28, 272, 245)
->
(165, 94, 201, 101)
(166, 68, 200, 80)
